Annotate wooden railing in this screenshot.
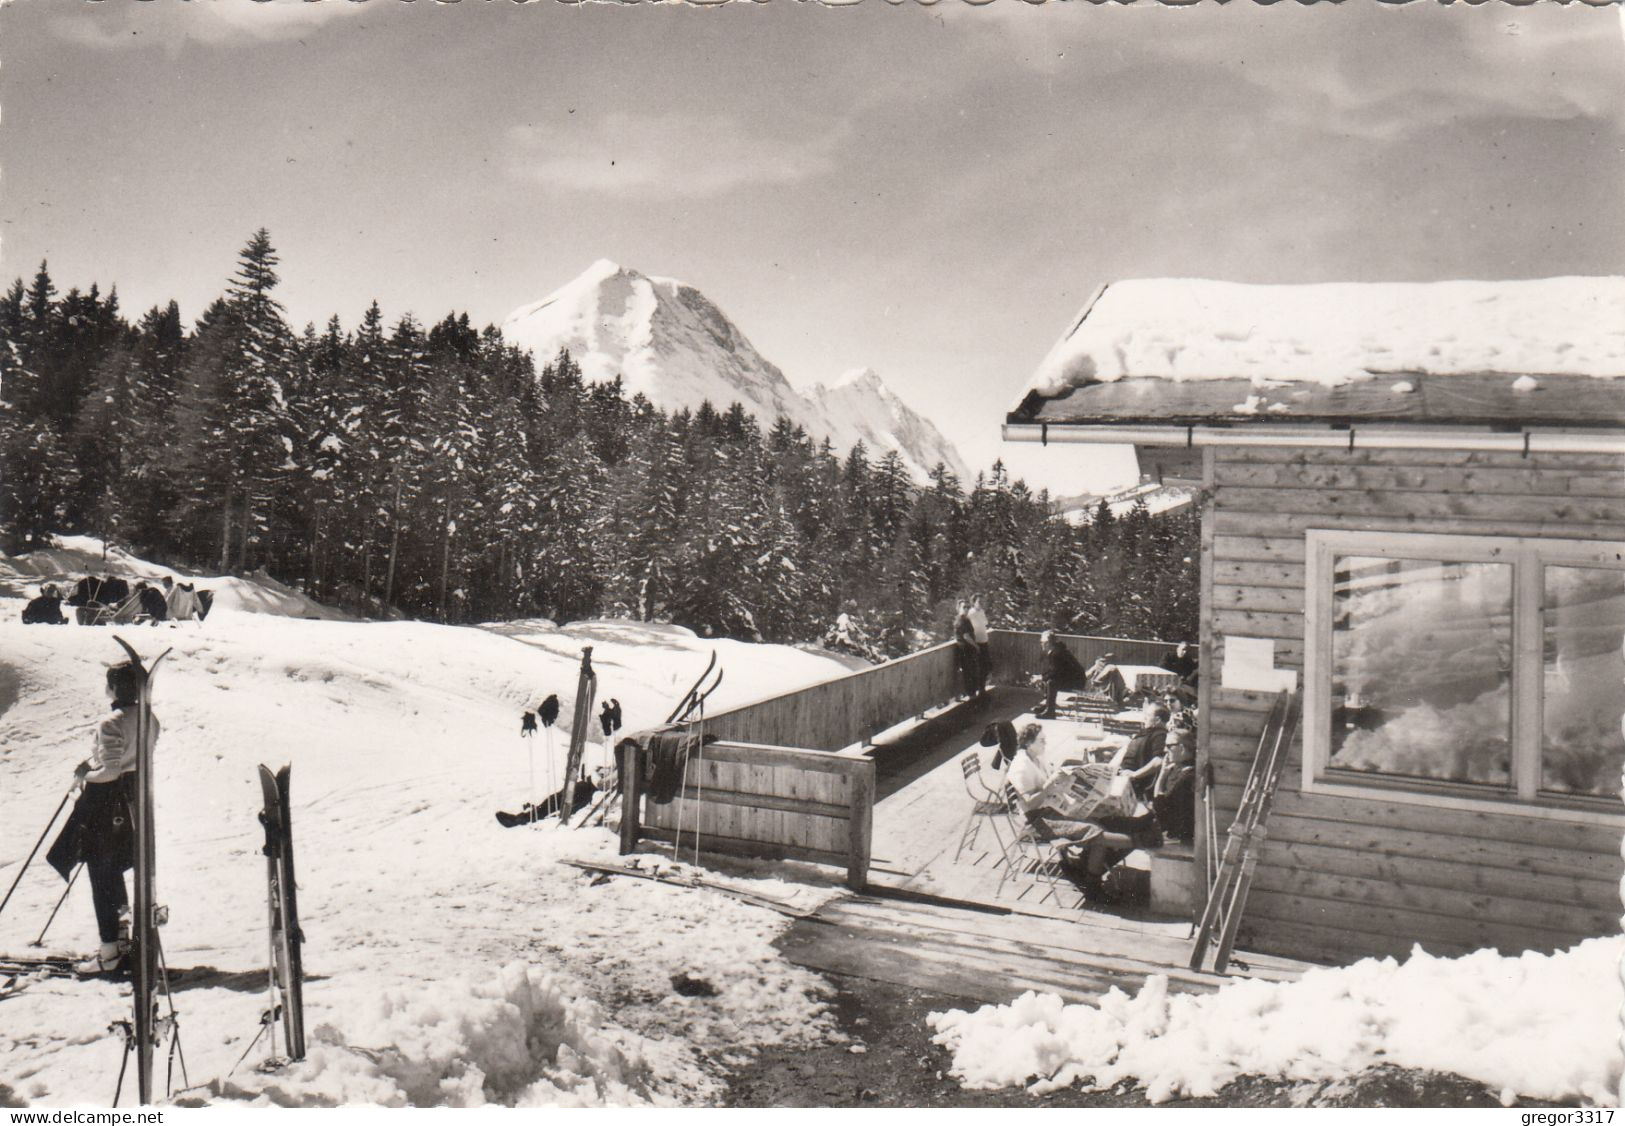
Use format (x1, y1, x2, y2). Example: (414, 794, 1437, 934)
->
(620, 740, 876, 889)
(616, 629, 1174, 888)
(671, 641, 962, 752)
(987, 629, 1178, 687)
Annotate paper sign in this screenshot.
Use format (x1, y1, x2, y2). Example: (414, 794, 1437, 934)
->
(1221, 636, 1298, 693)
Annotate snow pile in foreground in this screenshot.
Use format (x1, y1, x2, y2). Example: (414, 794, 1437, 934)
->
(1024, 276, 1625, 398)
(195, 964, 658, 1108)
(928, 936, 1623, 1106)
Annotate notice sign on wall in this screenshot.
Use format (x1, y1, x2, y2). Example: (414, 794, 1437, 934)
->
(1221, 636, 1299, 693)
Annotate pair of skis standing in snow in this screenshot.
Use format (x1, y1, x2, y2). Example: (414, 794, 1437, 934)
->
(501, 648, 617, 827)
(0, 637, 304, 1105)
(498, 649, 724, 835)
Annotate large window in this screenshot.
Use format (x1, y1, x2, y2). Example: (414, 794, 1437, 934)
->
(1305, 531, 1625, 814)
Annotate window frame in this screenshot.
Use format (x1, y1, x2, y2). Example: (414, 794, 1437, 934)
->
(1302, 529, 1625, 825)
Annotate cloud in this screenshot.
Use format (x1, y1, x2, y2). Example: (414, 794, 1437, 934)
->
(952, 2, 1625, 140)
(50, 0, 367, 52)
(507, 111, 846, 197)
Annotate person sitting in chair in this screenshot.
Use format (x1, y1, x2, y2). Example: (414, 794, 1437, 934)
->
(1151, 711, 1197, 843)
(22, 584, 67, 625)
(1121, 704, 1170, 801)
(1161, 641, 1199, 702)
(1083, 654, 1128, 707)
(1007, 724, 1161, 903)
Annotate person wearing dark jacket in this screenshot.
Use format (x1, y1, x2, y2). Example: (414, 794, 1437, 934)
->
(967, 594, 992, 693)
(67, 576, 97, 608)
(1121, 705, 1170, 801)
(1161, 641, 1199, 700)
(1033, 631, 1086, 718)
(1151, 712, 1197, 842)
(953, 602, 981, 700)
(100, 575, 130, 609)
(46, 661, 156, 975)
(134, 582, 168, 623)
(22, 584, 67, 624)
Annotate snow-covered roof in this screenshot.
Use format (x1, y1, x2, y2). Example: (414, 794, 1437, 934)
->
(1010, 277, 1625, 429)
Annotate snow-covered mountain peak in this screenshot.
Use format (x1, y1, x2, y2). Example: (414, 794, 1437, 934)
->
(500, 263, 969, 482)
(832, 366, 885, 391)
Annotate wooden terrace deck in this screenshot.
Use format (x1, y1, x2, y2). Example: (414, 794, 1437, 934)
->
(775, 687, 1314, 1007)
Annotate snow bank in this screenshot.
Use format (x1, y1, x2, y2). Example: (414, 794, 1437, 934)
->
(928, 937, 1624, 1106)
(1025, 276, 1625, 399)
(195, 964, 659, 1107)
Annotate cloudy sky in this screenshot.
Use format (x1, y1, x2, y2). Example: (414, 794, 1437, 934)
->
(5, 0, 1623, 494)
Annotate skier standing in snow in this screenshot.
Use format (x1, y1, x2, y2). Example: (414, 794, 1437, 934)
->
(46, 661, 157, 975)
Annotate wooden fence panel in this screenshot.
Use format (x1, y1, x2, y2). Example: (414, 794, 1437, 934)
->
(675, 642, 961, 752)
(987, 629, 1179, 686)
(631, 740, 877, 889)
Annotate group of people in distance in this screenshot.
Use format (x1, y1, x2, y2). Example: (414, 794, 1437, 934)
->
(952, 595, 992, 699)
(22, 574, 210, 626)
(1034, 631, 1200, 718)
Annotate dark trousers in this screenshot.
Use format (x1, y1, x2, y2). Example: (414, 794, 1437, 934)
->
(1153, 781, 1195, 843)
(1041, 677, 1059, 715)
(87, 858, 129, 944)
(976, 643, 991, 690)
(957, 644, 981, 698)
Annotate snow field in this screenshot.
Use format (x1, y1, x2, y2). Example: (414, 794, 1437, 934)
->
(0, 566, 853, 1107)
(927, 936, 1624, 1106)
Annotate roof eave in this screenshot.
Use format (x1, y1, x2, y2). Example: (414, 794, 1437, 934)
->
(1003, 420, 1625, 455)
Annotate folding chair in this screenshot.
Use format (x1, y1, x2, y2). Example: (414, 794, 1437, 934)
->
(954, 752, 1010, 865)
(995, 784, 1089, 905)
(109, 593, 144, 625)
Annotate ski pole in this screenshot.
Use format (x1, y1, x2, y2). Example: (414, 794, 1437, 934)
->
(692, 698, 707, 867)
(0, 786, 75, 924)
(527, 730, 537, 827)
(30, 863, 81, 947)
(543, 727, 556, 824)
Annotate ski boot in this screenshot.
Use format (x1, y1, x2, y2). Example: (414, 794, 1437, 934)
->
(76, 939, 130, 977)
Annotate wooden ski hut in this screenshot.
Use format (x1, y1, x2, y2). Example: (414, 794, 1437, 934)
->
(1005, 277, 1625, 964)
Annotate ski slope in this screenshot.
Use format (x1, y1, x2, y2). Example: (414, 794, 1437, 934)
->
(0, 550, 857, 1107)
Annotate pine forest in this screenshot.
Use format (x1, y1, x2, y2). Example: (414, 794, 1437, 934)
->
(0, 230, 1199, 655)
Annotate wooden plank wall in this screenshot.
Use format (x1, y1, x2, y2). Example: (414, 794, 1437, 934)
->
(638, 741, 876, 889)
(1206, 445, 1625, 964)
(674, 642, 961, 751)
(988, 629, 1179, 686)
